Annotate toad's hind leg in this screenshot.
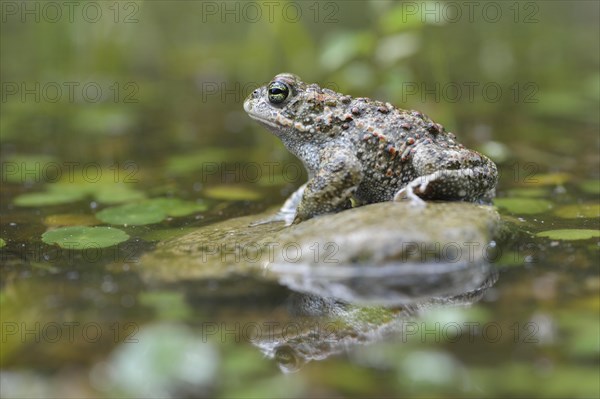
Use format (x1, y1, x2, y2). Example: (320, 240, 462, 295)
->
(393, 166, 497, 204)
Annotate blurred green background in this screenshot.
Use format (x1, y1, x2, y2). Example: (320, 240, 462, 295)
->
(2, 0, 598, 164)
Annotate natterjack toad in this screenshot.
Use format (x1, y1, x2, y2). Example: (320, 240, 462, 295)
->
(244, 73, 498, 224)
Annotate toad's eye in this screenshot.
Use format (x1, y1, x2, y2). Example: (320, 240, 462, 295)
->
(267, 81, 290, 104)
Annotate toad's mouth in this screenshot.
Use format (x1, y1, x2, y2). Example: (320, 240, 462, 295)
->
(244, 101, 294, 134)
(245, 112, 280, 130)
(243, 100, 279, 130)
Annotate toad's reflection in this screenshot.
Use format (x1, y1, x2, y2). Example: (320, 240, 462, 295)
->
(253, 269, 498, 373)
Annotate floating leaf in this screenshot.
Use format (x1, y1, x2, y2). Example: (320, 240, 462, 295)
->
(96, 198, 208, 226)
(13, 190, 87, 207)
(554, 203, 600, 219)
(47, 179, 146, 205)
(204, 186, 263, 201)
(130, 198, 208, 217)
(43, 214, 100, 227)
(162, 200, 208, 217)
(96, 202, 167, 226)
(505, 188, 549, 198)
(0, 238, 6, 248)
(494, 198, 553, 214)
(579, 180, 600, 195)
(536, 229, 600, 241)
(42, 226, 130, 249)
(13, 176, 146, 207)
(524, 172, 571, 186)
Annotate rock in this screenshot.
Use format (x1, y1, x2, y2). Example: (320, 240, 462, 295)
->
(138, 202, 500, 305)
(260, 202, 500, 304)
(137, 210, 283, 283)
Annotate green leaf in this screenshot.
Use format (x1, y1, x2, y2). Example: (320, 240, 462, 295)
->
(136, 198, 208, 217)
(43, 214, 99, 227)
(505, 188, 549, 198)
(0, 238, 6, 248)
(96, 198, 208, 226)
(523, 172, 571, 186)
(96, 202, 167, 226)
(42, 226, 130, 249)
(536, 229, 600, 240)
(554, 203, 600, 219)
(162, 200, 208, 217)
(494, 198, 553, 214)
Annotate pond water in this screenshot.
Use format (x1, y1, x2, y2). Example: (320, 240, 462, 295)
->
(1, 1, 598, 398)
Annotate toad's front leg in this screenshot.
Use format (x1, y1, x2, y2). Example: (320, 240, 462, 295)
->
(293, 147, 363, 224)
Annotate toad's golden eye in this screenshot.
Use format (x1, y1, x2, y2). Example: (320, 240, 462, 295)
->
(267, 81, 290, 104)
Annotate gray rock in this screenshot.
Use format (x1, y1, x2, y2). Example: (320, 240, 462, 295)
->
(139, 202, 500, 305)
(260, 202, 500, 304)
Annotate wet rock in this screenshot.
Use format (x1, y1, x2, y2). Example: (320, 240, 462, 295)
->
(260, 202, 500, 304)
(138, 202, 501, 369)
(137, 210, 282, 283)
(139, 202, 500, 304)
